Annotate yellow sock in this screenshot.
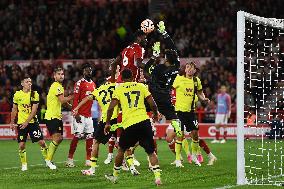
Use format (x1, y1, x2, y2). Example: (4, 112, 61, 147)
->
(175, 140, 182, 160)
(113, 166, 121, 177)
(19, 149, 27, 165)
(126, 155, 134, 167)
(152, 165, 161, 179)
(191, 139, 199, 155)
(182, 138, 190, 156)
(46, 141, 58, 161)
(90, 157, 97, 169)
(41, 147, 48, 160)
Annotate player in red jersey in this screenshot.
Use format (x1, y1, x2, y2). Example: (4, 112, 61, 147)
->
(104, 30, 148, 165)
(110, 30, 147, 83)
(66, 63, 96, 167)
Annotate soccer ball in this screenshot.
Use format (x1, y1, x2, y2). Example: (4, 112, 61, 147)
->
(141, 19, 155, 34)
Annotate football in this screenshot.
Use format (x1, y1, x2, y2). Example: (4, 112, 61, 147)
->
(140, 19, 155, 33)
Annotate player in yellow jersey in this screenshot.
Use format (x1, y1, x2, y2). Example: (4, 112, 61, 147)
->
(73, 80, 140, 176)
(104, 69, 162, 186)
(10, 76, 48, 171)
(173, 62, 217, 166)
(45, 67, 73, 170)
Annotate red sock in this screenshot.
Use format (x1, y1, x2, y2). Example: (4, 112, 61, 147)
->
(168, 140, 175, 154)
(68, 136, 79, 159)
(108, 137, 115, 153)
(216, 130, 220, 140)
(153, 139, 157, 155)
(224, 129, 227, 140)
(86, 138, 93, 160)
(199, 139, 211, 154)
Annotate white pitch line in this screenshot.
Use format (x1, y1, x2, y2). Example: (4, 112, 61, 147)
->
(3, 160, 78, 170)
(214, 185, 238, 189)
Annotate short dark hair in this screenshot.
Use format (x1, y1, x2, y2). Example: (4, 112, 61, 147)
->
(121, 69, 133, 80)
(21, 74, 31, 81)
(165, 49, 178, 65)
(81, 63, 92, 71)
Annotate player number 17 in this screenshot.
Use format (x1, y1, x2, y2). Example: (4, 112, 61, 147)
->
(124, 91, 140, 108)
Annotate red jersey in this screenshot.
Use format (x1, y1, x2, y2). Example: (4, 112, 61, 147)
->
(72, 78, 96, 117)
(117, 43, 145, 82)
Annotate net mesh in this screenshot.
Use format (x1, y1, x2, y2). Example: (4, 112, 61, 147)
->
(244, 16, 284, 185)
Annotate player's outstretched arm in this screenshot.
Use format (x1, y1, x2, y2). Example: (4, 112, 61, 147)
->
(72, 95, 93, 116)
(110, 55, 122, 83)
(10, 104, 18, 130)
(105, 99, 119, 135)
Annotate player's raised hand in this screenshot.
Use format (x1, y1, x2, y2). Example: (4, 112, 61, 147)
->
(152, 42, 160, 57)
(19, 122, 28, 129)
(104, 123, 111, 135)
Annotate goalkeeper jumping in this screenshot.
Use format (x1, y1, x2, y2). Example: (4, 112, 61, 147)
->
(144, 21, 185, 167)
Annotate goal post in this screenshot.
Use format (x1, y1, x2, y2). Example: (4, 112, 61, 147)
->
(237, 11, 284, 186)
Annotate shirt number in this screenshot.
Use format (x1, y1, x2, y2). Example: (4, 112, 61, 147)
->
(124, 91, 141, 108)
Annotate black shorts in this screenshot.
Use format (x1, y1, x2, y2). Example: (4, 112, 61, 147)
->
(45, 119, 63, 136)
(17, 123, 44, 143)
(151, 92, 177, 120)
(119, 119, 155, 154)
(94, 119, 117, 144)
(176, 111, 199, 132)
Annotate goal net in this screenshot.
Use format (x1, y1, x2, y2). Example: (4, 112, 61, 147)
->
(237, 11, 284, 185)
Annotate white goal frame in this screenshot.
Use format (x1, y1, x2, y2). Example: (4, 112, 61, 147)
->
(237, 11, 284, 185)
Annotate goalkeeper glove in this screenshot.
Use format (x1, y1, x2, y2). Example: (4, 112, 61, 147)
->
(157, 21, 166, 35)
(152, 42, 160, 57)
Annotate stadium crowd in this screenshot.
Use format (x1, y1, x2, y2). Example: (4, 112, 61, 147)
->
(0, 0, 283, 60)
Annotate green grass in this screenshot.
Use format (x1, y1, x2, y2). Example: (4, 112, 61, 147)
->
(0, 140, 282, 189)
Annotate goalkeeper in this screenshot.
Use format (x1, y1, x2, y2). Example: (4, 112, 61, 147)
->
(144, 21, 184, 167)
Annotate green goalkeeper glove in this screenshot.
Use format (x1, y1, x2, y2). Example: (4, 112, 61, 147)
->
(157, 21, 166, 34)
(152, 42, 160, 57)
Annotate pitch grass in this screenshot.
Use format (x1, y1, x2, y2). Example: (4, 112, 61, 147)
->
(0, 140, 281, 189)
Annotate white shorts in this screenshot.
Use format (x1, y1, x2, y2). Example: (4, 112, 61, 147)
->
(72, 115, 94, 135)
(215, 114, 228, 125)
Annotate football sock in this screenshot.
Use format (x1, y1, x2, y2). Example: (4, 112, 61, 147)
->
(216, 129, 220, 140)
(126, 154, 134, 167)
(68, 136, 79, 159)
(182, 138, 190, 156)
(46, 141, 58, 161)
(86, 138, 93, 160)
(175, 140, 182, 160)
(113, 166, 121, 177)
(108, 137, 115, 153)
(191, 139, 199, 155)
(41, 147, 48, 159)
(19, 149, 27, 165)
(152, 165, 161, 179)
(90, 157, 97, 171)
(224, 128, 227, 140)
(199, 139, 211, 154)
